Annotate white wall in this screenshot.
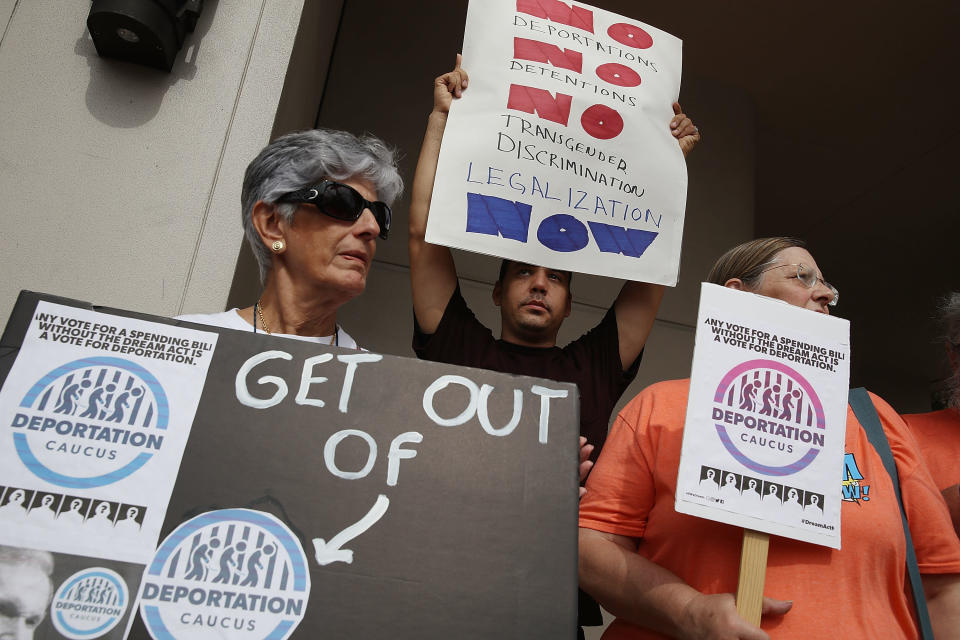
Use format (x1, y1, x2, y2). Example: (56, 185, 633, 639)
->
(0, 0, 328, 325)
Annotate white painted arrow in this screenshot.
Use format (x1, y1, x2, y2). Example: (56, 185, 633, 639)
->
(312, 494, 390, 566)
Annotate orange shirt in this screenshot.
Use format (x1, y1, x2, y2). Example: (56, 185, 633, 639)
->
(580, 380, 960, 640)
(903, 408, 960, 491)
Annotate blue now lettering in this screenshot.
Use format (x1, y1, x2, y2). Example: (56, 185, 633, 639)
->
(465, 192, 658, 258)
(466, 193, 531, 242)
(537, 214, 589, 252)
(587, 221, 658, 257)
(467, 193, 659, 258)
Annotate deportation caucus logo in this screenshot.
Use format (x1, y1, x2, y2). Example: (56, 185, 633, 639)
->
(712, 359, 825, 476)
(51, 567, 129, 639)
(140, 509, 310, 640)
(9, 357, 168, 488)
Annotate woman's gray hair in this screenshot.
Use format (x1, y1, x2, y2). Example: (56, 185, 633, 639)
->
(241, 128, 403, 281)
(939, 292, 960, 409)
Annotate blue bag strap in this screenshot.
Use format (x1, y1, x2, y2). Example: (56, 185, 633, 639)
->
(848, 387, 934, 640)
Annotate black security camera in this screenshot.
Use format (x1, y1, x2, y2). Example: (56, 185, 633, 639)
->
(87, 0, 204, 72)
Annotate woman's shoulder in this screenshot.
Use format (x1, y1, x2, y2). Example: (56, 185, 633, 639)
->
(617, 379, 691, 423)
(628, 378, 691, 404)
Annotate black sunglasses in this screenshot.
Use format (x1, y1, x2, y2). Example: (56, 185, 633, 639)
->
(277, 180, 391, 239)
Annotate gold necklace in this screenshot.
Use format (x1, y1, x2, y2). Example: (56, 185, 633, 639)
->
(256, 300, 271, 334)
(255, 300, 338, 345)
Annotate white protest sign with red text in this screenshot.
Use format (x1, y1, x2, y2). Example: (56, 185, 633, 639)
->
(427, 0, 686, 285)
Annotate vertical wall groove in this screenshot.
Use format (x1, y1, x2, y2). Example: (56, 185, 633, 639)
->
(176, 0, 270, 315)
(0, 0, 22, 50)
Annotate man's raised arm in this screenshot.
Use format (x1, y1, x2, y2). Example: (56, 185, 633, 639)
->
(409, 59, 469, 334)
(613, 102, 700, 370)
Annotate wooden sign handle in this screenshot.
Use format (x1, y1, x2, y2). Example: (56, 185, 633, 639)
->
(735, 528, 769, 625)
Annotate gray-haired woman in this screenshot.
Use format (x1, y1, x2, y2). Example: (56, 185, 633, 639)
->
(178, 129, 402, 348)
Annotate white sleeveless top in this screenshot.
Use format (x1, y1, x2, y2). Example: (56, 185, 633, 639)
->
(175, 309, 359, 349)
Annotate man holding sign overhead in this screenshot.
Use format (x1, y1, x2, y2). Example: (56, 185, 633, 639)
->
(411, 0, 698, 467)
(410, 55, 697, 640)
(409, 59, 698, 464)
(411, 3, 698, 633)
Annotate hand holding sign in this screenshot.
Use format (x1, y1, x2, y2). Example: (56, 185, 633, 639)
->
(681, 592, 792, 640)
(671, 102, 700, 157)
(435, 54, 469, 112)
(579, 435, 594, 498)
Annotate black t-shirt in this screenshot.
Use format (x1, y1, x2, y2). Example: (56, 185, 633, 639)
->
(412, 286, 642, 459)
(413, 286, 641, 626)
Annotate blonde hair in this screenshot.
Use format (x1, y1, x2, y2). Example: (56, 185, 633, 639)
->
(707, 237, 806, 288)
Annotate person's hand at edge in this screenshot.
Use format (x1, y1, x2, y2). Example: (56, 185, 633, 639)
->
(671, 102, 701, 157)
(579, 436, 595, 498)
(433, 53, 469, 115)
(678, 592, 792, 640)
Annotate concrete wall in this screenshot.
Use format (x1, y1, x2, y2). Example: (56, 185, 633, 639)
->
(0, 0, 333, 325)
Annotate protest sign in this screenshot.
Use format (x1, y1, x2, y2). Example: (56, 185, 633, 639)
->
(0, 292, 580, 640)
(675, 284, 850, 548)
(0, 300, 216, 562)
(0, 295, 217, 639)
(427, 0, 687, 285)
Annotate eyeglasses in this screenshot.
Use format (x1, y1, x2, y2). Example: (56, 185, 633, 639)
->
(758, 263, 839, 306)
(277, 181, 391, 239)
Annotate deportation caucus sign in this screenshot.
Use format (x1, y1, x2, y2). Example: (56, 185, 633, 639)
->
(427, 0, 687, 285)
(0, 292, 580, 639)
(0, 293, 217, 639)
(675, 284, 851, 548)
